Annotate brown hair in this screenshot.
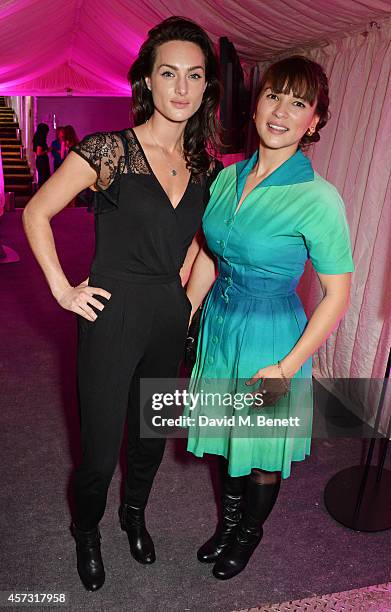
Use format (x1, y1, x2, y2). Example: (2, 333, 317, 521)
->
(64, 125, 79, 148)
(128, 16, 222, 174)
(257, 55, 330, 149)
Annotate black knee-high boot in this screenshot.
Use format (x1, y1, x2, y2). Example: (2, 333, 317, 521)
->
(213, 473, 281, 580)
(197, 458, 246, 563)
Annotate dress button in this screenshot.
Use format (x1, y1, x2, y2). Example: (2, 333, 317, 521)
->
(208, 356, 214, 364)
(217, 316, 224, 324)
(219, 240, 225, 248)
(212, 336, 218, 344)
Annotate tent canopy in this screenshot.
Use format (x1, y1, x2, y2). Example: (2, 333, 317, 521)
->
(1, 0, 390, 95)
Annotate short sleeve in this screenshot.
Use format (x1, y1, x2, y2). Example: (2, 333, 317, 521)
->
(299, 181, 354, 274)
(71, 132, 125, 214)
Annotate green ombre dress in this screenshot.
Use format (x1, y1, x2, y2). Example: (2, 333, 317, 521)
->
(186, 149, 354, 478)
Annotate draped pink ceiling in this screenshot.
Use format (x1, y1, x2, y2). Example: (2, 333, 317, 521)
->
(1, 0, 390, 95)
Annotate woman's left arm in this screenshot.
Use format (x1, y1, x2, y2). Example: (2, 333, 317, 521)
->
(179, 228, 204, 287)
(280, 272, 351, 377)
(36, 145, 46, 156)
(247, 272, 351, 387)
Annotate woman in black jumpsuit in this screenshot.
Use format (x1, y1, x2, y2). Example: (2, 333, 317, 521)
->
(22, 17, 222, 592)
(72, 127, 218, 575)
(72, 127, 205, 527)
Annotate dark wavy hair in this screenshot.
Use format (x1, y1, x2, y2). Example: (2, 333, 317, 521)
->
(257, 55, 330, 149)
(128, 16, 222, 175)
(33, 123, 49, 150)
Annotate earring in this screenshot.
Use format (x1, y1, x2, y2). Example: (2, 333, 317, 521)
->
(307, 127, 315, 136)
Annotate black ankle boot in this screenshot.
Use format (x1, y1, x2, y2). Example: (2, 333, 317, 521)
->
(119, 504, 156, 564)
(213, 476, 281, 580)
(197, 460, 246, 563)
(72, 524, 105, 591)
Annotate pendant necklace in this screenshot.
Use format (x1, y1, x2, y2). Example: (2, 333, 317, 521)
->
(146, 120, 180, 176)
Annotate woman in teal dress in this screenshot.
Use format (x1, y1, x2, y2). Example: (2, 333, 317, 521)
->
(185, 56, 354, 580)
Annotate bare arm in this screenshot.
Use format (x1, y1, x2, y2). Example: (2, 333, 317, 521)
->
(35, 145, 47, 156)
(60, 140, 67, 160)
(179, 228, 204, 287)
(280, 272, 351, 377)
(247, 272, 351, 390)
(186, 241, 217, 320)
(22, 152, 111, 320)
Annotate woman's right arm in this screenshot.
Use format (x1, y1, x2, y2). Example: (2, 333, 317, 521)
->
(60, 140, 66, 159)
(22, 152, 111, 321)
(35, 145, 46, 156)
(186, 242, 217, 320)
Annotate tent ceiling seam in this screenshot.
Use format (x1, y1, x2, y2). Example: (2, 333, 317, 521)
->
(67, 0, 85, 65)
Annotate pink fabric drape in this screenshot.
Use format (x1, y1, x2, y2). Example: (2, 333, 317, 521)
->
(0, 0, 390, 95)
(307, 22, 390, 381)
(1, 1, 390, 426)
(253, 21, 391, 431)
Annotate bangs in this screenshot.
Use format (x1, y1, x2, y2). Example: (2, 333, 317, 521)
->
(262, 57, 319, 104)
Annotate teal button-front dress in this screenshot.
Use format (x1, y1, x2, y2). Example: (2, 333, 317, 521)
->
(186, 148, 354, 478)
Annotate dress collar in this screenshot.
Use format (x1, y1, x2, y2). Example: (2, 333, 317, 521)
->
(236, 148, 314, 201)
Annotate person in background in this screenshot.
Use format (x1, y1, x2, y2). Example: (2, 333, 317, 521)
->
(33, 123, 51, 188)
(63, 125, 80, 156)
(51, 126, 65, 171)
(185, 55, 354, 580)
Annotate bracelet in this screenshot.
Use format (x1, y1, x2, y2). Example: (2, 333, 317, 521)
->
(277, 360, 290, 392)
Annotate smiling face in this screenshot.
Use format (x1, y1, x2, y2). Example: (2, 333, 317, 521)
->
(145, 40, 207, 124)
(254, 85, 319, 154)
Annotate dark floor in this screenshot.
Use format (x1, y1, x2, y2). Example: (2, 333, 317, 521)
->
(1, 209, 390, 612)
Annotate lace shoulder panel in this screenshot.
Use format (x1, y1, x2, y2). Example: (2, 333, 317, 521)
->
(122, 129, 150, 175)
(71, 132, 125, 190)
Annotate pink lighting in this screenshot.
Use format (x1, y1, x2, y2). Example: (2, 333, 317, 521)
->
(1, 1, 390, 96)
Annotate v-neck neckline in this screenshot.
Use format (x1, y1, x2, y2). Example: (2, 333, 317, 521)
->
(129, 128, 192, 211)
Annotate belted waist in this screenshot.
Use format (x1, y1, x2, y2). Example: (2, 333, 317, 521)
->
(216, 263, 299, 299)
(90, 265, 180, 285)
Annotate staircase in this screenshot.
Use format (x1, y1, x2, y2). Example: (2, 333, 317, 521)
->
(0, 97, 34, 206)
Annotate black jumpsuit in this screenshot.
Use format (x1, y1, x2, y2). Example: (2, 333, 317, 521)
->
(71, 129, 216, 530)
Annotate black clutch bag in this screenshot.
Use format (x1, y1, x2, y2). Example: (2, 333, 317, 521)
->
(184, 305, 203, 370)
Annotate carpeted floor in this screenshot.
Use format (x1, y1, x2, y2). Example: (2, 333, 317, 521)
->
(1, 209, 390, 612)
(236, 582, 391, 611)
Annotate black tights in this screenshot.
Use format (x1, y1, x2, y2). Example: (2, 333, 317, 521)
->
(219, 456, 281, 487)
(250, 468, 281, 486)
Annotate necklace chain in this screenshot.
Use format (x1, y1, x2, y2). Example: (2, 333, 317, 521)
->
(146, 120, 180, 177)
